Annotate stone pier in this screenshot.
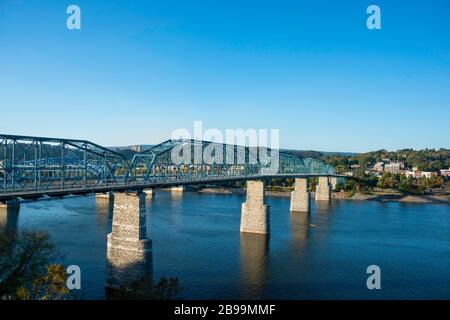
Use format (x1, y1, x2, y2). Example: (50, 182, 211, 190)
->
(170, 186, 184, 193)
(0, 199, 20, 209)
(240, 180, 270, 235)
(290, 178, 310, 212)
(329, 177, 338, 190)
(96, 192, 114, 201)
(106, 192, 152, 290)
(144, 189, 154, 197)
(315, 177, 331, 201)
(0, 203, 20, 235)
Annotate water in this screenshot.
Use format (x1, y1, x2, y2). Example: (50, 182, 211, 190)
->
(1, 191, 449, 299)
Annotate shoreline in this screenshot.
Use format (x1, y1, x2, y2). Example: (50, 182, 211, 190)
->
(198, 187, 450, 204)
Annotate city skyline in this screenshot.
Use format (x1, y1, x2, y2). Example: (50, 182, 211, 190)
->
(0, 0, 449, 152)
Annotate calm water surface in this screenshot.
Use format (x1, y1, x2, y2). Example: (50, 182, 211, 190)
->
(1, 191, 449, 299)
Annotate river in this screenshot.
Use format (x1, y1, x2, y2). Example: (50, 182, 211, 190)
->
(1, 191, 449, 299)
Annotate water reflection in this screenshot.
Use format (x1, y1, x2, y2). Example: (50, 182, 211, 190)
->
(314, 200, 331, 213)
(290, 212, 310, 255)
(170, 190, 183, 200)
(95, 197, 113, 215)
(312, 201, 336, 243)
(145, 193, 154, 205)
(240, 233, 269, 299)
(0, 207, 20, 235)
(95, 197, 113, 230)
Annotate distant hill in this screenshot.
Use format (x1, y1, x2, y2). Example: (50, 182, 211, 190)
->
(281, 149, 358, 158)
(110, 145, 154, 159)
(320, 151, 359, 157)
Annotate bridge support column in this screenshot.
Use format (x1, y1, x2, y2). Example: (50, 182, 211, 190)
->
(144, 189, 154, 197)
(329, 177, 338, 190)
(96, 192, 114, 201)
(106, 192, 152, 290)
(0, 203, 20, 235)
(290, 178, 310, 212)
(315, 177, 331, 201)
(0, 199, 20, 209)
(240, 180, 270, 235)
(170, 186, 184, 193)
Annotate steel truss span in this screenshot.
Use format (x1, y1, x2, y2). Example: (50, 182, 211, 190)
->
(0, 134, 337, 201)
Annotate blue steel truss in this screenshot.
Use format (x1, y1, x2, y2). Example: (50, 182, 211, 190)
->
(0, 135, 335, 196)
(0, 134, 131, 193)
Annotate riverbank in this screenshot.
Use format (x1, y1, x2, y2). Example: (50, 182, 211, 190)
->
(197, 187, 450, 204)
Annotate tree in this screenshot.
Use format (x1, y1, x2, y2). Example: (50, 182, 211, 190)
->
(308, 177, 318, 192)
(377, 172, 399, 189)
(0, 230, 69, 299)
(429, 173, 445, 188)
(14, 264, 70, 300)
(366, 175, 379, 188)
(398, 174, 418, 194)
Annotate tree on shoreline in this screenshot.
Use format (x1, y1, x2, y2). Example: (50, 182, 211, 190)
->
(0, 230, 70, 300)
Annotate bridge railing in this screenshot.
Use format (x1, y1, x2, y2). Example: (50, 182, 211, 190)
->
(0, 135, 335, 195)
(0, 135, 132, 193)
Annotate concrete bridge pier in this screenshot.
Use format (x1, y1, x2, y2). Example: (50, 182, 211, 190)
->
(144, 188, 154, 197)
(290, 178, 310, 212)
(240, 180, 270, 235)
(0, 199, 21, 209)
(170, 186, 184, 193)
(0, 203, 20, 235)
(315, 177, 331, 201)
(330, 177, 338, 190)
(106, 192, 152, 290)
(96, 191, 114, 201)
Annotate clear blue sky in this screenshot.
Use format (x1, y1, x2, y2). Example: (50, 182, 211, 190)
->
(0, 0, 449, 152)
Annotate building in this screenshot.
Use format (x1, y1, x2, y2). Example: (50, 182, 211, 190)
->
(404, 170, 417, 178)
(373, 162, 385, 172)
(131, 145, 142, 152)
(420, 171, 434, 179)
(440, 168, 450, 178)
(405, 169, 437, 179)
(384, 161, 405, 173)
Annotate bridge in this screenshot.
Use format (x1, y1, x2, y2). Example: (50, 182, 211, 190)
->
(0, 134, 343, 202)
(0, 133, 347, 289)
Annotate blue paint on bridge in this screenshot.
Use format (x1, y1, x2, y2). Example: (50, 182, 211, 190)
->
(0, 134, 340, 202)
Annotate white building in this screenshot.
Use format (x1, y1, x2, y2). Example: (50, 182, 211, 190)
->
(384, 162, 405, 173)
(405, 169, 436, 179)
(374, 162, 384, 172)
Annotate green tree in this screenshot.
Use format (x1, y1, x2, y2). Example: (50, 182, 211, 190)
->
(14, 264, 70, 300)
(0, 230, 69, 299)
(377, 172, 399, 189)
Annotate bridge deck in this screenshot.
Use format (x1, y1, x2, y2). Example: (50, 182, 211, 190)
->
(1, 134, 345, 203)
(0, 174, 348, 202)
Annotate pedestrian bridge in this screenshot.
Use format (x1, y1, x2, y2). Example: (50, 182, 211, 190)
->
(0, 134, 343, 203)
